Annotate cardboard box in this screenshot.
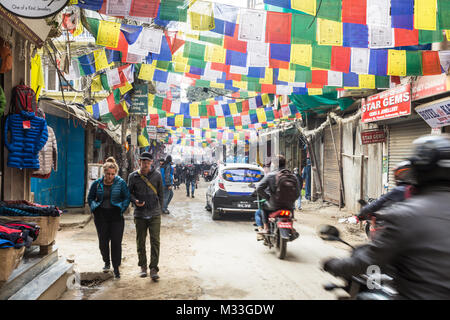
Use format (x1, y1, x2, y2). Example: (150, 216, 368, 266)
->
(0, 247, 25, 282)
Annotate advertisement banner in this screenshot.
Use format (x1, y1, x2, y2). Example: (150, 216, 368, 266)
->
(361, 130, 386, 145)
(415, 97, 450, 128)
(130, 84, 148, 114)
(412, 74, 449, 101)
(361, 83, 411, 123)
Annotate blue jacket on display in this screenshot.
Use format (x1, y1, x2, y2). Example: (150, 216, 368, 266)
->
(4, 111, 48, 169)
(87, 176, 131, 215)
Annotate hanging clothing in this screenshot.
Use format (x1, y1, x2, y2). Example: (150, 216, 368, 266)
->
(31, 54, 45, 102)
(4, 111, 48, 169)
(32, 126, 57, 176)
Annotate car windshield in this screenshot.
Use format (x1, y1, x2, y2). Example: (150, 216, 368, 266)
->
(222, 169, 264, 183)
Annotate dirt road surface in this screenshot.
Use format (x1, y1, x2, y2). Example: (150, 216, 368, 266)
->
(58, 182, 366, 300)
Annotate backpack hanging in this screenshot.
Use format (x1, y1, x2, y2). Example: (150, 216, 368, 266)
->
(10, 85, 38, 115)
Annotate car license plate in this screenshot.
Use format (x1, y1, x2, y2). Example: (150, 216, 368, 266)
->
(237, 202, 251, 208)
(278, 222, 293, 229)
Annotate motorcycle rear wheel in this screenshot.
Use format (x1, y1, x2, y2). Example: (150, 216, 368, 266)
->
(276, 231, 287, 259)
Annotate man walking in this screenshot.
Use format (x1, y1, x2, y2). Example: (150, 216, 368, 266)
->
(128, 152, 164, 281)
(184, 160, 197, 198)
(160, 155, 174, 214)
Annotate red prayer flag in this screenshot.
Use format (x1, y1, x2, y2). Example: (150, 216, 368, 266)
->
(185, 73, 201, 79)
(342, 0, 367, 25)
(422, 51, 442, 75)
(99, 1, 107, 14)
(394, 28, 419, 47)
(242, 100, 249, 112)
(269, 58, 289, 69)
(233, 116, 242, 127)
(266, 12, 291, 44)
(211, 63, 230, 73)
(224, 25, 247, 53)
(331, 46, 351, 73)
(192, 119, 200, 128)
(311, 70, 328, 86)
(207, 105, 216, 117)
(164, 30, 185, 55)
(107, 94, 127, 121)
(261, 84, 277, 93)
(129, 0, 160, 18)
(306, 83, 324, 88)
(162, 98, 172, 112)
(226, 73, 242, 81)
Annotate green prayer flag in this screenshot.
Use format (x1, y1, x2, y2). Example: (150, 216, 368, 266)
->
(159, 0, 188, 22)
(183, 41, 206, 61)
(438, 0, 450, 30)
(312, 45, 332, 70)
(375, 76, 390, 89)
(419, 14, 444, 44)
(316, 0, 341, 22)
(100, 73, 110, 91)
(291, 13, 317, 44)
(406, 51, 423, 76)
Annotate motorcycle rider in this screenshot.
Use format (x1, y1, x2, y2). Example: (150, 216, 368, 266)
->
(323, 135, 450, 300)
(256, 155, 300, 234)
(358, 160, 417, 222)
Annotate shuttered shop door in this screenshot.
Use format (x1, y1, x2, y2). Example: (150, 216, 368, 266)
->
(323, 125, 341, 205)
(388, 121, 430, 190)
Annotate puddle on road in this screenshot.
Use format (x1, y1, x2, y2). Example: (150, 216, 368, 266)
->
(62, 272, 112, 300)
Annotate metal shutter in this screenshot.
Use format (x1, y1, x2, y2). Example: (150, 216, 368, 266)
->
(388, 121, 431, 190)
(323, 124, 341, 205)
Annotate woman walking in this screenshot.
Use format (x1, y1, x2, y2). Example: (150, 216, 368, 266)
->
(87, 157, 131, 279)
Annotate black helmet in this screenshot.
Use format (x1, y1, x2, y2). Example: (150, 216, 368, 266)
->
(409, 134, 450, 185)
(393, 160, 416, 185)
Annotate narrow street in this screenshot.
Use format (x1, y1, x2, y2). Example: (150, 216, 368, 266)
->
(58, 182, 366, 300)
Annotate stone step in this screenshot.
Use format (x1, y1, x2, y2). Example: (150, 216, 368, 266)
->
(8, 259, 74, 300)
(0, 246, 58, 300)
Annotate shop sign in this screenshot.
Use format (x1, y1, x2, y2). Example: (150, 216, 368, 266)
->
(361, 130, 386, 145)
(415, 97, 450, 129)
(130, 84, 148, 114)
(0, 0, 68, 19)
(361, 84, 411, 123)
(412, 74, 449, 101)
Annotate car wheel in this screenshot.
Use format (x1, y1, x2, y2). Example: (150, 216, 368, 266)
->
(211, 201, 221, 220)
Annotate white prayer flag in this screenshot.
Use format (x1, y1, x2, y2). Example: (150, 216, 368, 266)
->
(140, 28, 163, 54)
(238, 9, 266, 42)
(351, 48, 370, 74)
(369, 26, 395, 49)
(106, 0, 131, 17)
(106, 68, 121, 87)
(366, 0, 391, 27)
(327, 71, 343, 87)
(98, 99, 109, 116)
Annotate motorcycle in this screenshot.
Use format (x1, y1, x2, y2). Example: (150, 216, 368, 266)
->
(319, 225, 397, 300)
(249, 183, 299, 260)
(203, 170, 212, 182)
(357, 198, 381, 239)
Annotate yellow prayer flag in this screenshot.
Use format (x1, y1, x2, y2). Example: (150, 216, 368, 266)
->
(138, 134, 150, 147)
(278, 69, 296, 82)
(175, 115, 184, 127)
(72, 19, 84, 37)
(189, 1, 215, 31)
(291, 44, 312, 67)
(358, 74, 376, 89)
(205, 45, 226, 64)
(148, 94, 155, 114)
(447, 30, 450, 41)
(229, 103, 238, 115)
(70, 0, 78, 4)
(308, 88, 323, 96)
(93, 49, 109, 71)
(86, 105, 93, 114)
(261, 94, 270, 106)
(121, 101, 129, 116)
(96, 21, 121, 48)
(210, 82, 225, 89)
(31, 54, 45, 101)
(317, 19, 343, 46)
(233, 81, 247, 90)
(217, 117, 226, 128)
(139, 64, 156, 81)
(190, 104, 199, 117)
(91, 75, 103, 92)
(256, 108, 267, 123)
(387, 50, 407, 76)
(119, 82, 133, 95)
(414, 0, 437, 31)
(260, 68, 273, 84)
(291, 0, 316, 16)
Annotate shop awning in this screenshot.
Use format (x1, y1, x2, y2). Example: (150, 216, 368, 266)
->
(289, 92, 355, 115)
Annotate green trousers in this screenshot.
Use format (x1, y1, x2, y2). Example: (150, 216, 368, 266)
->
(135, 215, 161, 271)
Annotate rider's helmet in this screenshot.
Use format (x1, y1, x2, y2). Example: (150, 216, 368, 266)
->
(393, 160, 416, 186)
(408, 134, 450, 186)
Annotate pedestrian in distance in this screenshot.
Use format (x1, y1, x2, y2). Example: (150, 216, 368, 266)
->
(87, 157, 131, 279)
(160, 155, 174, 214)
(128, 152, 164, 281)
(184, 160, 197, 198)
(293, 167, 303, 210)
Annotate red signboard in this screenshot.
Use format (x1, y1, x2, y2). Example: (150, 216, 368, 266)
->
(361, 130, 386, 145)
(412, 74, 449, 101)
(361, 84, 411, 123)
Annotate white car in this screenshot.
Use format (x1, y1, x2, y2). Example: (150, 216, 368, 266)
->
(205, 163, 265, 220)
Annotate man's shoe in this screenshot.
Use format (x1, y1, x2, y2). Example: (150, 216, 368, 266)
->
(139, 267, 147, 278)
(103, 263, 110, 273)
(186, 194, 190, 197)
(191, 195, 195, 198)
(150, 268, 160, 281)
(113, 268, 120, 279)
